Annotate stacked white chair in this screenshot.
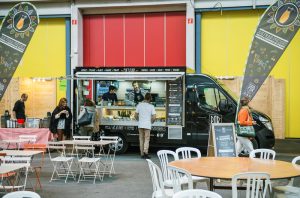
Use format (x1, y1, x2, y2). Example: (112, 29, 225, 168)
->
(175, 147, 209, 188)
(47, 141, 76, 183)
(157, 150, 179, 187)
(249, 149, 276, 160)
(173, 189, 223, 198)
(232, 172, 272, 198)
(146, 159, 174, 198)
(272, 156, 300, 197)
(167, 165, 193, 193)
(3, 191, 41, 198)
(75, 142, 102, 184)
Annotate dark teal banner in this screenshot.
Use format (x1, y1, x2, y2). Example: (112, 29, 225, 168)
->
(0, 2, 39, 101)
(240, 0, 300, 100)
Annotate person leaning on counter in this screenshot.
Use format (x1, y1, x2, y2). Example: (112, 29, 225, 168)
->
(102, 85, 118, 105)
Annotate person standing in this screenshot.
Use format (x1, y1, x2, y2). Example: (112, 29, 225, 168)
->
(135, 93, 156, 159)
(77, 98, 99, 136)
(236, 97, 256, 156)
(13, 93, 28, 127)
(49, 98, 73, 141)
(102, 85, 118, 105)
(130, 81, 147, 105)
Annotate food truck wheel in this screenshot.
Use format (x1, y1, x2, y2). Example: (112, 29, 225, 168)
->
(109, 134, 128, 154)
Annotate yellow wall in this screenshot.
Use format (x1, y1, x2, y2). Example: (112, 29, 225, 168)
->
(11, 18, 67, 104)
(201, 10, 300, 138)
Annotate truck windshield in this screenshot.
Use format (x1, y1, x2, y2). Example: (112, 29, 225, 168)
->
(216, 79, 238, 101)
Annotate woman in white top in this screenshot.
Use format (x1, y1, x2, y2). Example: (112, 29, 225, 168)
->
(135, 93, 156, 159)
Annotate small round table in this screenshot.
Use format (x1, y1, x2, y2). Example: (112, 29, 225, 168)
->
(169, 157, 300, 190)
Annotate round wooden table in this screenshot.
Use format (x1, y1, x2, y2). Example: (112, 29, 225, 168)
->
(169, 157, 300, 190)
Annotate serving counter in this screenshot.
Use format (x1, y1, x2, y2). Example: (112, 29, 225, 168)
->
(98, 105, 166, 127)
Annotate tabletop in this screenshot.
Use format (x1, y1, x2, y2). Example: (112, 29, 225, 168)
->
(0, 150, 43, 156)
(0, 164, 29, 174)
(169, 157, 300, 180)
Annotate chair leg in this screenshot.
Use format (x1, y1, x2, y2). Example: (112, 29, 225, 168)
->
(33, 167, 42, 191)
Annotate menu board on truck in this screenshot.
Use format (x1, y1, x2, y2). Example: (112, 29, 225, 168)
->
(166, 78, 183, 126)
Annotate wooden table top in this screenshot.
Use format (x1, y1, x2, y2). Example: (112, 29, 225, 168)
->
(169, 157, 300, 180)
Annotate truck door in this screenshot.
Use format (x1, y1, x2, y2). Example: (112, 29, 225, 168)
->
(185, 85, 235, 145)
(197, 85, 235, 123)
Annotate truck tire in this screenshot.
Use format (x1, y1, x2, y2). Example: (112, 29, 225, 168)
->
(109, 134, 128, 154)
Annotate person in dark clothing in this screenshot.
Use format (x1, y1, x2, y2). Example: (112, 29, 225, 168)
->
(102, 85, 118, 104)
(13, 93, 28, 127)
(130, 81, 147, 105)
(49, 98, 72, 141)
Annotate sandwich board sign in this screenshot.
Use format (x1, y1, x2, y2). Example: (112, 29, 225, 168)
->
(207, 123, 237, 157)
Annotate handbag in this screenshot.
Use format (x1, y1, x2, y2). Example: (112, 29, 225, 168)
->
(236, 107, 256, 137)
(236, 125, 255, 137)
(77, 108, 93, 126)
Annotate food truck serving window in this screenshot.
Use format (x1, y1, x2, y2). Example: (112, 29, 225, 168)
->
(74, 68, 185, 127)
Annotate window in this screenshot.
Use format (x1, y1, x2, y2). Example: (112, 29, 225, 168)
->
(197, 86, 227, 112)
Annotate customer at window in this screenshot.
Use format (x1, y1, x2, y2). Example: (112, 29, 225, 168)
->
(49, 98, 73, 141)
(77, 98, 99, 136)
(135, 93, 156, 159)
(102, 85, 118, 105)
(236, 96, 256, 155)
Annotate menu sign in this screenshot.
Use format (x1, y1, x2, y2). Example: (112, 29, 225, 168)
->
(166, 78, 183, 126)
(209, 123, 237, 157)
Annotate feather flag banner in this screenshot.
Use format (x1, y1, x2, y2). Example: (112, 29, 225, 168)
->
(240, 0, 300, 102)
(0, 2, 39, 101)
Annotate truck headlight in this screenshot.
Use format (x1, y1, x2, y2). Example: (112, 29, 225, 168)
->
(259, 116, 273, 131)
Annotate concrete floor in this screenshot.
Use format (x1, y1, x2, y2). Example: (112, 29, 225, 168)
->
(2, 139, 300, 198)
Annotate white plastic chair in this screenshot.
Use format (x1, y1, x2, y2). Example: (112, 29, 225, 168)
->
(75, 142, 102, 184)
(167, 165, 193, 193)
(73, 136, 91, 141)
(146, 159, 174, 198)
(272, 156, 300, 197)
(175, 147, 201, 160)
(47, 141, 76, 183)
(232, 172, 272, 198)
(175, 147, 209, 188)
(249, 149, 276, 160)
(157, 150, 178, 187)
(173, 189, 223, 198)
(3, 191, 41, 198)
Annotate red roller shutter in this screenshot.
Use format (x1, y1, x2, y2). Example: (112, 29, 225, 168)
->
(83, 12, 186, 68)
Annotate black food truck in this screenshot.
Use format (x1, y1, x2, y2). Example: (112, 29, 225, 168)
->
(74, 67, 275, 153)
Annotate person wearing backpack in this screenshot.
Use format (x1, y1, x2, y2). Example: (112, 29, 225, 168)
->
(77, 98, 99, 136)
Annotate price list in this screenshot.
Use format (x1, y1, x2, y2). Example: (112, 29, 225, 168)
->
(167, 78, 183, 126)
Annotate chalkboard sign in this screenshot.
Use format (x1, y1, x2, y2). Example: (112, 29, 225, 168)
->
(207, 123, 237, 157)
(166, 78, 183, 126)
